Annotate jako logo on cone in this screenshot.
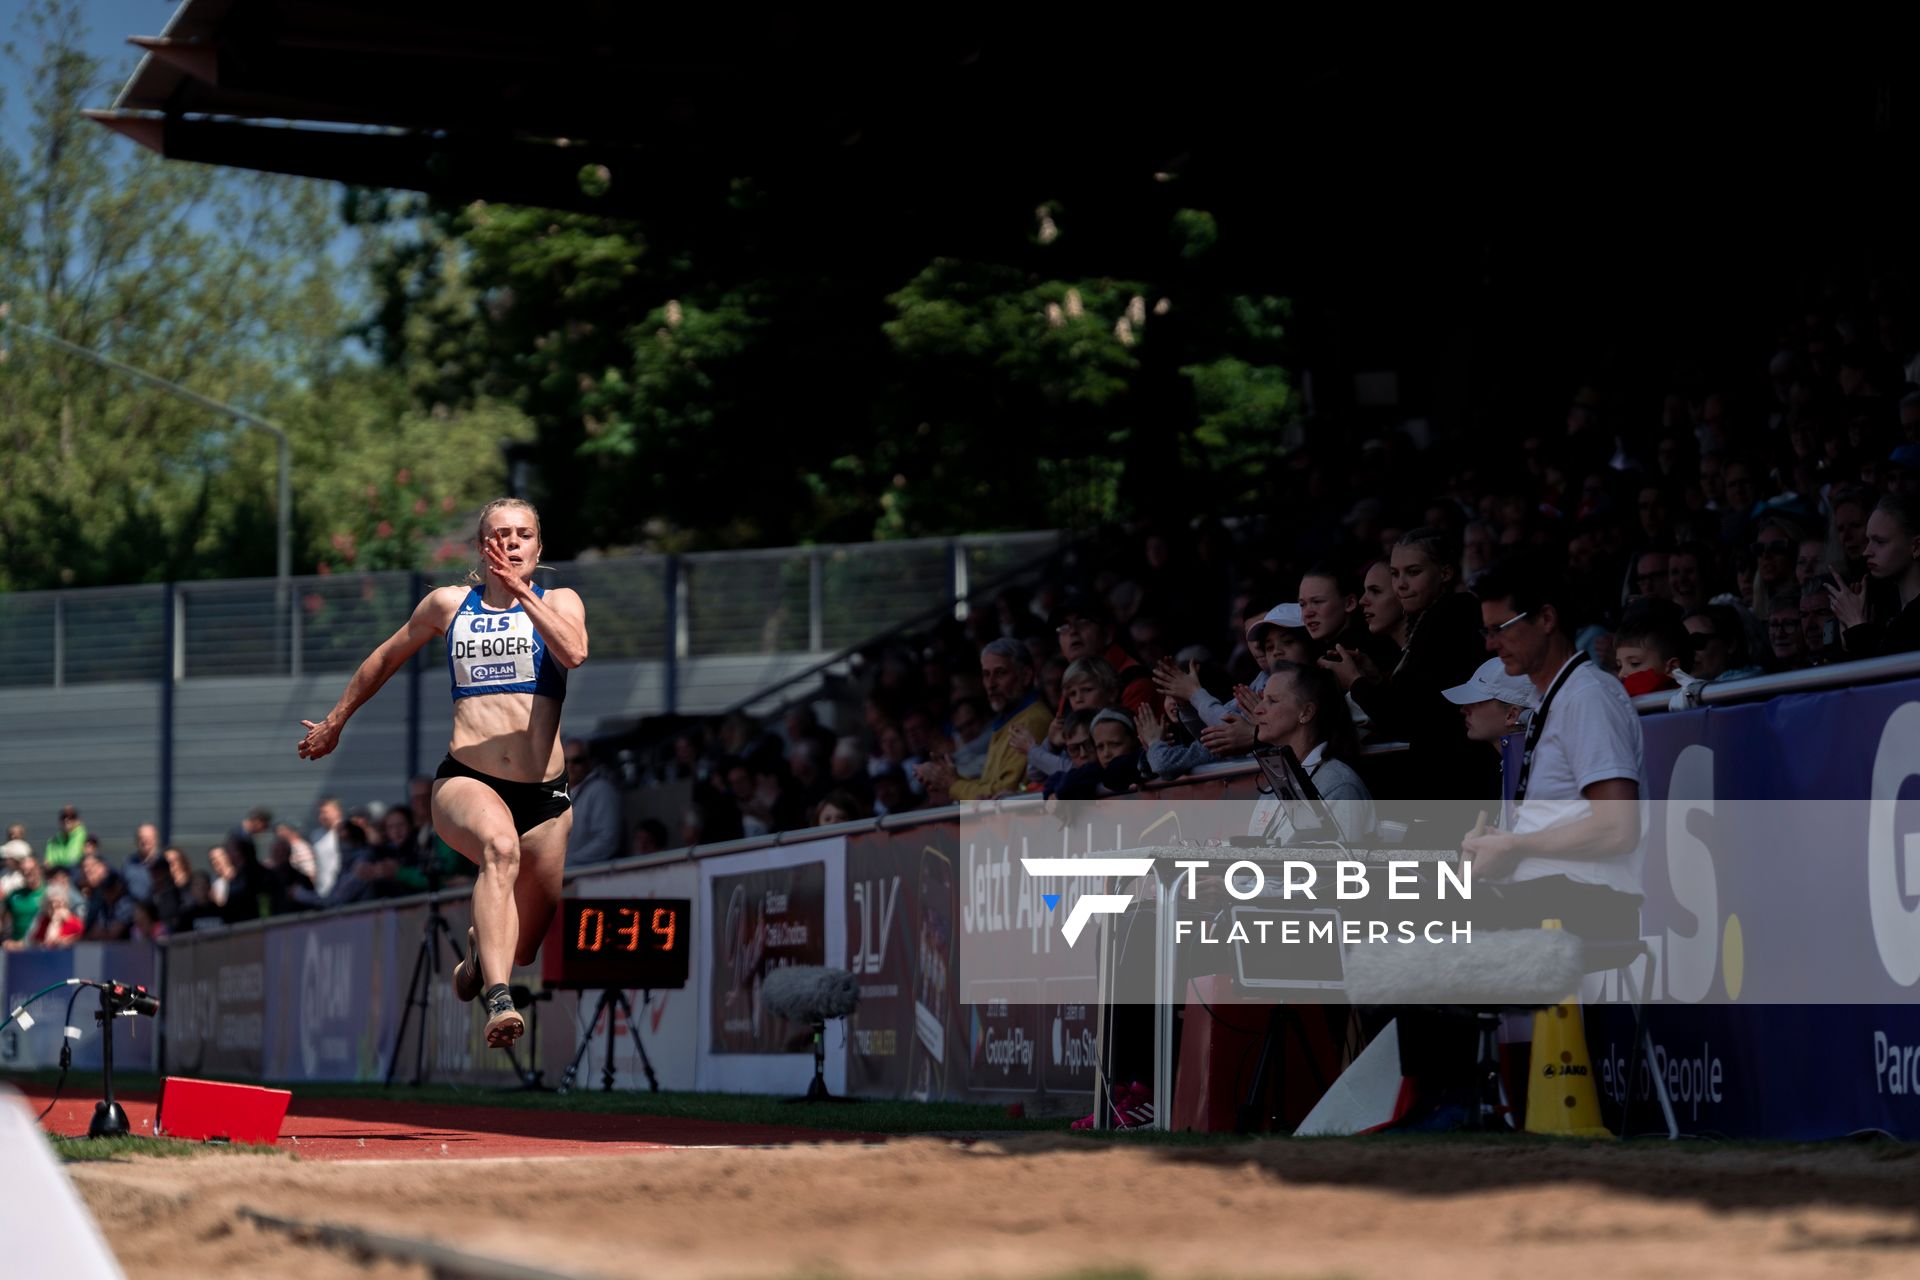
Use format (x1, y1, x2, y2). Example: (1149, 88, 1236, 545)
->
(1525, 919, 1614, 1139)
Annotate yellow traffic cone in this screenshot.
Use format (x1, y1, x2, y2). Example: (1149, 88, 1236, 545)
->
(1524, 920, 1614, 1138)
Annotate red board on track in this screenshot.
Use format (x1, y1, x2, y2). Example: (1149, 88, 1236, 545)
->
(16, 1086, 881, 1160)
(157, 1077, 292, 1146)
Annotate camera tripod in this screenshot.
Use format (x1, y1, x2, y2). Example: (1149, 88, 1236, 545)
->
(385, 888, 457, 1087)
(557, 988, 659, 1094)
(386, 884, 548, 1088)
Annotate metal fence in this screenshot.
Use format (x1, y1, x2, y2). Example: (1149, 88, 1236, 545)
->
(0, 531, 1063, 690)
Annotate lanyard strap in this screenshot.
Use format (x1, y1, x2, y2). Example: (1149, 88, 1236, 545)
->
(1512, 652, 1588, 804)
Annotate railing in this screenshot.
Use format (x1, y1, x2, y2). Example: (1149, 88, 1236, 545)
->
(707, 532, 1086, 721)
(1629, 650, 1920, 715)
(0, 531, 1063, 692)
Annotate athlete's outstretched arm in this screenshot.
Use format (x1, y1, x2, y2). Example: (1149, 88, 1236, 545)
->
(297, 588, 455, 760)
(481, 539, 588, 667)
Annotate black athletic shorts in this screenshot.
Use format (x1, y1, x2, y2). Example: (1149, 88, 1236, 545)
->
(434, 754, 571, 835)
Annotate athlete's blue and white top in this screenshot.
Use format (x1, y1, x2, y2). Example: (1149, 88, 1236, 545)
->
(446, 585, 569, 702)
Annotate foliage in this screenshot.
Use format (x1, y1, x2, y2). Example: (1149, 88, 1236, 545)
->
(0, 1, 528, 591)
(2, 0, 1301, 586)
(355, 186, 1299, 551)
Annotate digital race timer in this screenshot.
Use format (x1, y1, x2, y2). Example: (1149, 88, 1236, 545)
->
(541, 898, 691, 990)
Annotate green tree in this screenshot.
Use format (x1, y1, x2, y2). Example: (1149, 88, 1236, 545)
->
(0, 1, 529, 590)
(876, 203, 1294, 533)
(356, 183, 1298, 551)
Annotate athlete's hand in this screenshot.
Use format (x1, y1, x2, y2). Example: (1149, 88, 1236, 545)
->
(482, 537, 531, 596)
(297, 716, 341, 761)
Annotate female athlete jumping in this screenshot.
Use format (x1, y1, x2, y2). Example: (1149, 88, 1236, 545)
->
(297, 498, 587, 1046)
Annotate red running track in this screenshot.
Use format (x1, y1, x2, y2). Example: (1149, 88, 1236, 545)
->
(17, 1086, 883, 1161)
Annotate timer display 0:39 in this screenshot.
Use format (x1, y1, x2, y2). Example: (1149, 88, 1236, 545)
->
(542, 898, 691, 990)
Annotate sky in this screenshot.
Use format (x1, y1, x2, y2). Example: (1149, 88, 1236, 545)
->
(0, 0, 178, 144)
(1, 0, 368, 303)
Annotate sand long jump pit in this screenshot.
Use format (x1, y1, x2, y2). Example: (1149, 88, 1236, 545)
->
(29, 1087, 1920, 1280)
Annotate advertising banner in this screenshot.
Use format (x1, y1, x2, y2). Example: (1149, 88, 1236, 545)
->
(697, 837, 845, 1094)
(844, 829, 920, 1097)
(263, 912, 400, 1081)
(113, 672, 1920, 1134)
(1, 948, 70, 1071)
(842, 819, 1102, 1107)
(162, 928, 266, 1078)
(1583, 676, 1920, 1137)
(2, 945, 159, 1073)
(382, 899, 531, 1087)
(709, 859, 827, 1055)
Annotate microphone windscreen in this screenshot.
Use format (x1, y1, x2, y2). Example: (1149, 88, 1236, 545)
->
(761, 965, 860, 1022)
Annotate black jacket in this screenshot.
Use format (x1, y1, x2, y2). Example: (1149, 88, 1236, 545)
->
(1843, 592, 1920, 660)
(1347, 591, 1499, 801)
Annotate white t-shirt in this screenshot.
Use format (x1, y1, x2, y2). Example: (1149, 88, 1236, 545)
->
(1506, 654, 1645, 895)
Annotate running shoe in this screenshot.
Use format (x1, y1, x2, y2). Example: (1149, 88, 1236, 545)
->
(483, 985, 524, 1048)
(452, 927, 482, 1003)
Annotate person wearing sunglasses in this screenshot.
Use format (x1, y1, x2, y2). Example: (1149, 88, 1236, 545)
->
(1460, 552, 1645, 941)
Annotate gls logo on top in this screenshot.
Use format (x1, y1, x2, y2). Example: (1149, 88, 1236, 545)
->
(1019, 857, 1155, 945)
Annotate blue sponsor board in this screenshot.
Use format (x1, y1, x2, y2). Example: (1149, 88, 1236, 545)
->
(1, 943, 156, 1072)
(1588, 675, 1920, 1137)
(1, 948, 73, 1070)
(1592, 1004, 1920, 1139)
(264, 912, 399, 1080)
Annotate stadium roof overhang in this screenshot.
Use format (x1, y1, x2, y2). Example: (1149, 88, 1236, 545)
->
(88, 0, 1331, 227)
(95, 6, 1908, 242)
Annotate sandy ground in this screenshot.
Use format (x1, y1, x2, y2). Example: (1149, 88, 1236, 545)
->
(68, 1135, 1920, 1280)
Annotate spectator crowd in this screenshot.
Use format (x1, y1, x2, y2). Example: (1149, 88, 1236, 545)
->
(616, 290, 1920, 840)
(0, 788, 469, 948)
(9, 283, 1920, 943)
